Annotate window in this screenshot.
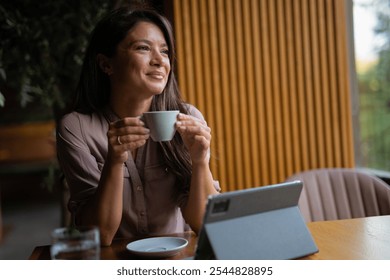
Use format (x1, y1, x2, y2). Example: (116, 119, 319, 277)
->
(353, 0, 390, 171)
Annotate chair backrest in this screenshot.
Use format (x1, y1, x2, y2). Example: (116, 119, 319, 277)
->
(285, 168, 390, 222)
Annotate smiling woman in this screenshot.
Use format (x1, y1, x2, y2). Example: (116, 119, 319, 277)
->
(97, 21, 171, 109)
(56, 7, 220, 246)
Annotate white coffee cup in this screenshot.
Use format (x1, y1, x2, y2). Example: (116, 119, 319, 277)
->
(142, 110, 179, 142)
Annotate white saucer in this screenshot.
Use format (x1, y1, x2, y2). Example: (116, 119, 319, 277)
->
(126, 237, 188, 258)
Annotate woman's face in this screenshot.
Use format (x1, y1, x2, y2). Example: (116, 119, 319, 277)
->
(108, 21, 171, 99)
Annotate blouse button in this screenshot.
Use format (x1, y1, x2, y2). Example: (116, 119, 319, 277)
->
(140, 211, 145, 216)
(137, 186, 142, 191)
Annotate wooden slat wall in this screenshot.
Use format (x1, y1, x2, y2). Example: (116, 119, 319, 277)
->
(173, 0, 354, 191)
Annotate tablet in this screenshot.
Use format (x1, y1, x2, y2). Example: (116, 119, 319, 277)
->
(193, 180, 318, 259)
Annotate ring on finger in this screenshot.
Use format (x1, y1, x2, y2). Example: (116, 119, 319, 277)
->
(117, 135, 123, 145)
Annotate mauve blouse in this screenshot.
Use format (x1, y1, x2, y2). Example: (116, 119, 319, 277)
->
(56, 105, 220, 238)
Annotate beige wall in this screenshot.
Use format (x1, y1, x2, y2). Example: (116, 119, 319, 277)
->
(173, 0, 355, 191)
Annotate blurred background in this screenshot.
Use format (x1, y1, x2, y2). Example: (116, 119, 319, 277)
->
(0, 0, 389, 259)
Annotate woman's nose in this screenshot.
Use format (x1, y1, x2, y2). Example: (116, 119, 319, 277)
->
(150, 50, 163, 66)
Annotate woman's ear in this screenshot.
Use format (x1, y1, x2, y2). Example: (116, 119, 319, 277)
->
(97, 54, 113, 75)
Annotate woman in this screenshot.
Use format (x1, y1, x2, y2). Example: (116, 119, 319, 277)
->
(56, 7, 220, 246)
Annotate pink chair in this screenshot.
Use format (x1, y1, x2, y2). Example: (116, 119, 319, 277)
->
(285, 168, 390, 222)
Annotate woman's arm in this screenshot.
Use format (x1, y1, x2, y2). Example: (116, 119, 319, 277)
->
(78, 159, 124, 246)
(58, 115, 149, 246)
(176, 113, 219, 233)
(82, 117, 150, 245)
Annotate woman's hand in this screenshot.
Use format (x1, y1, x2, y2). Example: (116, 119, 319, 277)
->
(107, 117, 150, 164)
(176, 113, 211, 164)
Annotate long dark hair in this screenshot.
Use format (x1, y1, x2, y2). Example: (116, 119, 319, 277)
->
(71, 7, 192, 188)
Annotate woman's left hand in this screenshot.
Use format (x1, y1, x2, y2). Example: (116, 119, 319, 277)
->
(176, 113, 211, 164)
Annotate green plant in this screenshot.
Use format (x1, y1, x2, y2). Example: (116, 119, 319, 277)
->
(0, 0, 110, 120)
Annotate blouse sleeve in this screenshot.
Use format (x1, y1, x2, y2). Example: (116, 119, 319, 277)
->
(56, 112, 102, 217)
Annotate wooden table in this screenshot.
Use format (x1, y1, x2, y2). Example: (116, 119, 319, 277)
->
(29, 216, 390, 260)
(303, 215, 390, 260)
(29, 231, 197, 260)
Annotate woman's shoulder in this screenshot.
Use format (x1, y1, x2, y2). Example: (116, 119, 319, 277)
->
(58, 111, 106, 133)
(59, 111, 88, 128)
(60, 111, 84, 122)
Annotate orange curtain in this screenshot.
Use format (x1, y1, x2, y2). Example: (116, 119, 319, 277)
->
(173, 0, 354, 191)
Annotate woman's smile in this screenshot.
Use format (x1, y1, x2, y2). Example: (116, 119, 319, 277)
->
(146, 70, 165, 80)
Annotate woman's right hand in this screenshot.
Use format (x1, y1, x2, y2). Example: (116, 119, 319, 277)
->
(107, 117, 150, 164)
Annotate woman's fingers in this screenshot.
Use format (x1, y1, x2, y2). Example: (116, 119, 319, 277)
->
(176, 113, 211, 141)
(106, 116, 150, 161)
(112, 117, 144, 128)
(176, 113, 212, 164)
(108, 118, 150, 143)
(177, 125, 211, 140)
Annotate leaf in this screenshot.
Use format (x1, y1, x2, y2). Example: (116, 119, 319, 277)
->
(0, 91, 5, 107)
(20, 83, 34, 107)
(0, 68, 6, 81)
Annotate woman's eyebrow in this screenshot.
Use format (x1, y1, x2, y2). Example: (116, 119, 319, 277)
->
(130, 39, 168, 48)
(130, 39, 151, 45)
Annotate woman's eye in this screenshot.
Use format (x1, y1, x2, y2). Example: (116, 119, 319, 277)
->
(137, 45, 150, 51)
(161, 49, 169, 55)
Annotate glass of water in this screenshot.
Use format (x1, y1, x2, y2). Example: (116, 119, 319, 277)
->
(50, 226, 100, 260)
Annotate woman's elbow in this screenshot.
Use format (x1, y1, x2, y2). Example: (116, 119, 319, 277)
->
(99, 230, 114, 246)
